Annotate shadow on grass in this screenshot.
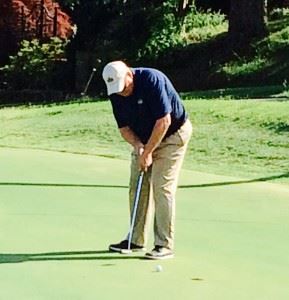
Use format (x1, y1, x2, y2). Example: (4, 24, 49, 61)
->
(181, 85, 285, 100)
(0, 172, 288, 190)
(0, 250, 143, 264)
(0, 182, 127, 188)
(178, 172, 289, 188)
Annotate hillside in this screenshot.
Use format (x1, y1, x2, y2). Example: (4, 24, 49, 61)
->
(155, 8, 289, 92)
(1, 99, 288, 183)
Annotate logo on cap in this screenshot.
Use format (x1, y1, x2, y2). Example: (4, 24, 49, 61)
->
(137, 99, 143, 105)
(107, 77, 114, 83)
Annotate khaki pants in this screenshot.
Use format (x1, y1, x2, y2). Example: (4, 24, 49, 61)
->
(129, 119, 192, 250)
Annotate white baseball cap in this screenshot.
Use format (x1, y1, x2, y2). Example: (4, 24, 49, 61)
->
(102, 61, 129, 95)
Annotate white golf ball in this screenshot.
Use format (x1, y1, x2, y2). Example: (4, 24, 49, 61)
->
(155, 265, 163, 272)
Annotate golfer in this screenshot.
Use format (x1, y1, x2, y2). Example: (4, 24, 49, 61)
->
(102, 61, 192, 259)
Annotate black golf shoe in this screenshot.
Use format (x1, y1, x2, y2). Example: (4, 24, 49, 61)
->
(109, 240, 146, 252)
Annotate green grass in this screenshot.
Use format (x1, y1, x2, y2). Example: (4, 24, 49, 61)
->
(185, 100, 289, 180)
(1, 98, 288, 183)
(1, 148, 289, 300)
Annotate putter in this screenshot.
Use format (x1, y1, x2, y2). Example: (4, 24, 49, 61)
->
(80, 67, 96, 96)
(121, 171, 144, 254)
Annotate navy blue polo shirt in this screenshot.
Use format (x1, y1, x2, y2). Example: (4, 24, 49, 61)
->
(109, 68, 187, 144)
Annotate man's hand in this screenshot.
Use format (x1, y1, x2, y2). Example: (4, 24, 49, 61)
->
(134, 142, 145, 156)
(139, 151, 153, 172)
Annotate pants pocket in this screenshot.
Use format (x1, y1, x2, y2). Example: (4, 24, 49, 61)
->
(177, 119, 193, 146)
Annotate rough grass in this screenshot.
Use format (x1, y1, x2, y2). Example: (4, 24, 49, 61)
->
(185, 100, 289, 181)
(1, 99, 288, 183)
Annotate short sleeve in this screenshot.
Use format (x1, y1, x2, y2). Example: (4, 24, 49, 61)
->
(110, 96, 129, 128)
(144, 71, 172, 120)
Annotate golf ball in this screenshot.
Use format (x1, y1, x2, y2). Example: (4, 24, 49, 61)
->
(155, 265, 163, 272)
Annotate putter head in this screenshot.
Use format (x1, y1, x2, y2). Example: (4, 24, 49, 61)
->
(120, 249, 132, 254)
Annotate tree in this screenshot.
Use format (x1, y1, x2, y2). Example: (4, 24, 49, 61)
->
(229, 0, 268, 50)
(0, 37, 68, 89)
(0, 0, 75, 64)
(177, 0, 193, 16)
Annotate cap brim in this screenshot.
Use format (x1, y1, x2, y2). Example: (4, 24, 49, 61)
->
(106, 78, 125, 96)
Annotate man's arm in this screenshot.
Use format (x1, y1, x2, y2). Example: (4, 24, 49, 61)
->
(140, 113, 171, 171)
(119, 126, 144, 154)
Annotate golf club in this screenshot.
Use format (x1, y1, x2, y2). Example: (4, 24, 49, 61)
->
(80, 67, 96, 96)
(121, 171, 144, 254)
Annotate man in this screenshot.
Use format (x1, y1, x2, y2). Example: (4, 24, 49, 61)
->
(102, 61, 192, 259)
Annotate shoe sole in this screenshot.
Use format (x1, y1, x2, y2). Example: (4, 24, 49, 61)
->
(109, 246, 146, 253)
(144, 253, 174, 260)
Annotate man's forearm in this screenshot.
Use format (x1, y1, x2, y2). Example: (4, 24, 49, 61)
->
(144, 113, 171, 155)
(119, 126, 143, 149)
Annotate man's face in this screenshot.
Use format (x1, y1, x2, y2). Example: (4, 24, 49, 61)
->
(117, 71, 134, 97)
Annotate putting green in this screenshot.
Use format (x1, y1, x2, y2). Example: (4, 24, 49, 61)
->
(0, 148, 288, 300)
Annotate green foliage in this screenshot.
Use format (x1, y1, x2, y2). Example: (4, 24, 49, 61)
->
(182, 7, 227, 32)
(55, 1, 227, 65)
(269, 7, 289, 20)
(265, 26, 289, 52)
(220, 56, 269, 76)
(138, 3, 227, 60)
(181, 10, 227, 42)
(0, 38, 68, 89)
(137, 2, 181, 59)
(214, 9, 289, 86)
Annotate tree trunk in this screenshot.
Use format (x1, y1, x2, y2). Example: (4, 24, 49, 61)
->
(229, 0, 268, 50)
(177, 0, 194, 16)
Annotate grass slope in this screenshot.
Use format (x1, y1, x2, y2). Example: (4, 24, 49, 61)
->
(1, 99, 288, 183)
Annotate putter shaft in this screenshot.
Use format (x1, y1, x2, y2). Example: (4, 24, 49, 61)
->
(127, 171, 144, 251)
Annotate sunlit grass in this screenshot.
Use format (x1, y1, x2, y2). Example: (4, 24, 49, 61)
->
(1, 99, 288, 182)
